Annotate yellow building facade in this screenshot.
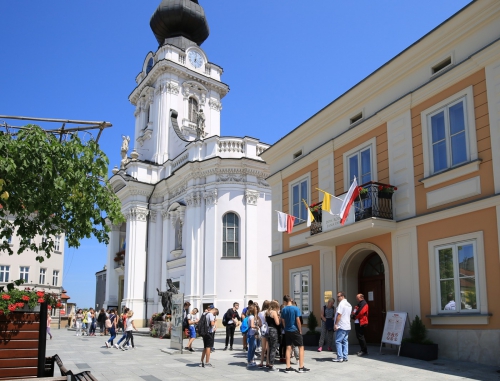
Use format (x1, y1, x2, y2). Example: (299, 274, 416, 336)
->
(262, 1, 500, 366)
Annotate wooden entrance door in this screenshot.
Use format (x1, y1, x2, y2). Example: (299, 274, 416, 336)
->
(358, 253, 386, 343)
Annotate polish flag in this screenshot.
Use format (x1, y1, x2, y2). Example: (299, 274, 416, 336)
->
(340, 177, 360, 225)
(277, 211, 296, 234)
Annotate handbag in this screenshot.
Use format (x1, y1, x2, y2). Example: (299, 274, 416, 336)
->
(105, 318, 112, 329)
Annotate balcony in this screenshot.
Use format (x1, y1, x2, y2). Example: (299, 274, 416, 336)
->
(307, 182, 397, 247)
(114, 250, 125, 270)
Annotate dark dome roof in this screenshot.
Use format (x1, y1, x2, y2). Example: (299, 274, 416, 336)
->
(150, 0, 210, 47)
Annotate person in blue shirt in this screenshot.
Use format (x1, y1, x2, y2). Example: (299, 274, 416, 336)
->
(280, 295, 310, 374)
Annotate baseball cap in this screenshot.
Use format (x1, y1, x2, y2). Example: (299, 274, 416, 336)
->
(208, 304, 214, 309)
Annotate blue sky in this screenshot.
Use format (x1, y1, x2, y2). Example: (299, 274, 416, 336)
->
(0, 0, 471, 308)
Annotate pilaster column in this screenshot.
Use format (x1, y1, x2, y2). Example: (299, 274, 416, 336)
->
(104, 222, 121, 309)
(203, 189, 217, 298)
(184, 191, 202, 308)
(122, 206, 149, 326)
(244, 190, 260, 302)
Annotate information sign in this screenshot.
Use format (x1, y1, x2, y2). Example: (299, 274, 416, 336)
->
(381, 311, 407, 347)
(170, 293, 184, 352)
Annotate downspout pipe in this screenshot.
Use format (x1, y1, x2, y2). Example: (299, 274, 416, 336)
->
(144, 182, 158, 325)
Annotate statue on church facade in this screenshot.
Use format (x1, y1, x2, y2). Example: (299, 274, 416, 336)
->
(156, 278, 179, 315)
(120, 135, 130, 169)
(195, 108, 206, 140)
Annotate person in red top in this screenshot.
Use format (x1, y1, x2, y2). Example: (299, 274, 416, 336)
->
(351, 294, 369, 356)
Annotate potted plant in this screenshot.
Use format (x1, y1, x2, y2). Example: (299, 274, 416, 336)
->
(378, 185, 397, 199)
(400, 315, 438, 361)
(358, 187, 369, 200)
(302, 311, 320, 346)
(0, 287, 63, 315)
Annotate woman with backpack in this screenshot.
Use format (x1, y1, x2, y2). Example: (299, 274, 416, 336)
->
(317, 298, 335, 352)
(105, 309, 117, 348)
(185, 308, 199, 352)
(258, 300, 270, 368)
(246, 305, 259, 368)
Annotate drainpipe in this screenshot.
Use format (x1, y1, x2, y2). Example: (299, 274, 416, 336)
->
(144, 182, 158, 325)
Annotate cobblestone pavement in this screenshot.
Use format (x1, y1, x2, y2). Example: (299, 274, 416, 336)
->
(46, 329, 500, 381)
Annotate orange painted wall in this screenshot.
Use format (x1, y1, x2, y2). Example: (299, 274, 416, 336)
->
(334, 123, 389, 195)
(417, 207, 500, 329)
(335, 233, 394, 308)
(282, 250, 321, 313)
(411, 69, 494, 215)
(282, 162, 318, 252)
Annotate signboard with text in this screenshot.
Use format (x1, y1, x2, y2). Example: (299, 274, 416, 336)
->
(170, 293, 184, 352)
(381, 311, 407, 346)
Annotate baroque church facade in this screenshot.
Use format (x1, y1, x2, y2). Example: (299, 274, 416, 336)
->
(104, 0, 272, 326)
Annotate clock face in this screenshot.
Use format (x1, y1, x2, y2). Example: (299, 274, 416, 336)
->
(188, 51, 204, 68)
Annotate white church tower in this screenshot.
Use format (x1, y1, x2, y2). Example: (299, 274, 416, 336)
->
(104, 0, 272, 326)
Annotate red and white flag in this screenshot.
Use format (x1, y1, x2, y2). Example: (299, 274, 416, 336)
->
(340, 176, 360, 225)
(277, 211, 296, 234)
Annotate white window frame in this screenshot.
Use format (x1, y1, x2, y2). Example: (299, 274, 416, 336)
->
(19, 266, 30, 282)
(222, 212, 240, 258)
(54, 235, 61, 252)
(52, 270, 59, 286)
(0, 265, 10, 283)
(39, 268, 46, 284)
(421, 86, 478, 179)
(343, 137, 377, 191)
(428, 231, 489, 325)
(289, 265, 312, 317)
(288, 173, 311, 226)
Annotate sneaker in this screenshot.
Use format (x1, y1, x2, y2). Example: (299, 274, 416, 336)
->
(127, 345, 131, 348)
(317, 346, 322, 352)
(344, 358, 348, 362)
(247, 362, 256, 368)
(199, 363, 204, 368)
(298, 367, 310, 373)
(104, 342, 109, 348)
(114, 344, 119, 349)
(284, 367, 295, 373)
(205, 363, 214, 368)
(268, 366, 279, 372)
(332, 358, 343, 362)
(223, 347, 228, 351)
(229, 347, 233, 351)
(243, 347, 248, 352)
(357, 351, 367, 357)
(188, 348, 195, 352)
(119, 345, 125, 351)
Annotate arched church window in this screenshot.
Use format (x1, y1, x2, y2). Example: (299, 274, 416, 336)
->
(146, 57, 154, 74)
(188, 97, 198, 123)
(222, 212, 239, 257)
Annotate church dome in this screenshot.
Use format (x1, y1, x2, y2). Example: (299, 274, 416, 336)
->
(150, 0, 210, 47)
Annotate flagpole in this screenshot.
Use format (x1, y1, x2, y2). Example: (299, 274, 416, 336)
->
(274, 210, 307, 223)
(315, 187, 363, 211)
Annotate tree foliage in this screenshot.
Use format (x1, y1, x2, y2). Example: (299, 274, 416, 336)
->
(0, 125, 124, 262)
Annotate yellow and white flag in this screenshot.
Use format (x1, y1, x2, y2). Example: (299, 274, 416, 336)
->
(320, 190, 342, 216)
(302, 199, 314, 227)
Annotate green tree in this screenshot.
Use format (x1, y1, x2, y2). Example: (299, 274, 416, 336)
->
(0, 125, 124, 281)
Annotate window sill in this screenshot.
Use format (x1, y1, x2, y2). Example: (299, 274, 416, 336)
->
(426, 312, 491, 325)
(221, 256, 241, 260)
(420, 160, 481, 188)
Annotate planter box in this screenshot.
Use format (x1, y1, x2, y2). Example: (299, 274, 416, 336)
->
(302, 333, 320, 347)
(400, 342, 438, 361)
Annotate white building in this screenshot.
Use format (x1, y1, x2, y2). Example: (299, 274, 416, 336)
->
(0, 225, 64, 295)
(104, 0, 272, 326)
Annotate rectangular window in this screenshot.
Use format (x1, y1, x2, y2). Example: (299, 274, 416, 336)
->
(20, 266, 30, 282)
(291, 269, 310, 315)
(39, 268, 46, 284)
(0, 265, 10, 282)
(428, 97, 468, 174)
(436, 239, 478, 313)
(52, 270, 59, 286)
(54, 235, 61, 252)
(291, 178, 308, 225)
(222, 213, 239, 258)
(347, 146, 372, 185)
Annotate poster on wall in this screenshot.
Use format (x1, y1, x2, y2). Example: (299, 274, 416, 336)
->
(170, 293, 184, 352)
(381, 311, 407, 348)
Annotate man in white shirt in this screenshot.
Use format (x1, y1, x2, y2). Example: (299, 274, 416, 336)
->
(333, 291, 352, 363)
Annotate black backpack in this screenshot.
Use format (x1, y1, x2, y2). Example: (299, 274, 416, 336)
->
(222, 309, 231, 327)
(182, 315, 189, 330)
(198, 312, 210, 336)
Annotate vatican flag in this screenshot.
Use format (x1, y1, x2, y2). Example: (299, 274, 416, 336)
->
(302, 199, 314, 227)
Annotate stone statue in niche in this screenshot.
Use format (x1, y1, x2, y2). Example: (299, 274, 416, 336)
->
(176, 221, 183, 249)
(120, 135, 130, 169)
(195, 108, 206, 140)
(156, 278, 179, 315)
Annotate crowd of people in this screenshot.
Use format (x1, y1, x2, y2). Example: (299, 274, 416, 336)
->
(183, 292, 369, 372)
(68, 291, 369, 372)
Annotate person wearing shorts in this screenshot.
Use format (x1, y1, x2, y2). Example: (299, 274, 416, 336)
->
(200, 307, 218, 368)
(281, 295, 310, 373)
(186, 308, 199, 352)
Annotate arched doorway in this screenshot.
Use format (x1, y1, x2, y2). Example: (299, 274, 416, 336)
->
(358, 252, 386, 343)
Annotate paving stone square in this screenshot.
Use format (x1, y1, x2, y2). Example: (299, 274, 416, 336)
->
(45, 329, 500, 380)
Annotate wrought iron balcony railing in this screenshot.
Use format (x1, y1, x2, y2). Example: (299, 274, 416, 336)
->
(310, 182, 396, 236)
